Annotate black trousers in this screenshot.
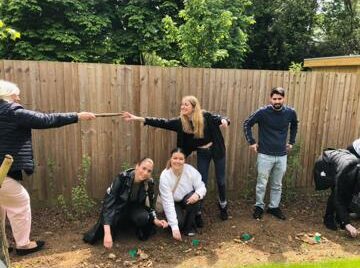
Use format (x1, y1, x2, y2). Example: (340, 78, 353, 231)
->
(175, 200, 200, 232)
(83, 203, 154, 244)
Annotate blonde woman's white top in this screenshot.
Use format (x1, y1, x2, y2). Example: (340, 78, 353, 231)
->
(159, 163, 206, 231)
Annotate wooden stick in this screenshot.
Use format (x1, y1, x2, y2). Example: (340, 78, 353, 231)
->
(93, 113, 124, 117)
(0, 154, 13, 267)
(0, 155, 13, 187)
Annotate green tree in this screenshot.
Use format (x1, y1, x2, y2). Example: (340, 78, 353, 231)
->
(0, 19, 20, 40)
(0, 0, 182, 64)
(317, 0, 360, 55)
(163, 0, 253, 67)
(213, 0, 254, 68)
(0, 0, 113, 62)
(111, 0, 181, 64)
(244, 0, 318, 70)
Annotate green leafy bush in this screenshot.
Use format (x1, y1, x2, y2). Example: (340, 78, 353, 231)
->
(57, 155, 95, 220)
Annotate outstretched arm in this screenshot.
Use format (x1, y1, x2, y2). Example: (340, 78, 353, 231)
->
(123, 111, 181, 132)
(14, 106, 96, 129)
(121, 111, 145, 122)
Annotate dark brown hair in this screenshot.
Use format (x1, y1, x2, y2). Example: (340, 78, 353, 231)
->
(166, 148, 186, 169)
(270, 87, 285, 97)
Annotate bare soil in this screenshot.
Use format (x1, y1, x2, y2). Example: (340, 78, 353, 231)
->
(8, 195, 360, 268)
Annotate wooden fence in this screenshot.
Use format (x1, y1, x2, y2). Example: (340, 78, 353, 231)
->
(1, 60, 360, 201)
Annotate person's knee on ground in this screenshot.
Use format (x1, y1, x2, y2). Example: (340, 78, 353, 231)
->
(131, 208, 155, 241)
(183, 202, 200, 236)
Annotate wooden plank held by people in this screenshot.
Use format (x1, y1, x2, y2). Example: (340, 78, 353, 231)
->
(0, 154, 14, 267)
(0, 155, 13, 187)
(93, 112, 124, 117)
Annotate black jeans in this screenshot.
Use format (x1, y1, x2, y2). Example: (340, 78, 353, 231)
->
(175, 199, 200, 232)
(197, 147, 227, 202)
(126, 203, 154, 240)
(83, 203, 154, 244)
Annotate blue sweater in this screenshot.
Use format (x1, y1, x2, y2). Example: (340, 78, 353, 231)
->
(243, 105, 298, 156)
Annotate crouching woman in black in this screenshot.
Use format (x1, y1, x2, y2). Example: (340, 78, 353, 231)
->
(83, 158, 168, 249)
(314, 149, 360, 237)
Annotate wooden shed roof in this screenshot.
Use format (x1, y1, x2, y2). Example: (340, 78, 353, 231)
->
(304, 55, 360, 67)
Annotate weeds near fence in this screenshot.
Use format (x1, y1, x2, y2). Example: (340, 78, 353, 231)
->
(57, 155, 95, 220)
(47, 158, 56, 205)
(241, 164, 257, 201)
(282, 143, 302, 201)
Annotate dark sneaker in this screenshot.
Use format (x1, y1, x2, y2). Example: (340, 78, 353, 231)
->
(267, 207, 286, 220)
(323, 214, 338, 230)
(184, 227, 196, 236)
(253, 206, 264, 220)
(218, 204, 228, 221)
(195, 214, 204, 228)
(16, 240, 45, 256)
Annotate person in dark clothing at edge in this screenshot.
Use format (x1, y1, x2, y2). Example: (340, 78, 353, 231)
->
(121, 95, 230, 226)
(83, 158, 168, 249)
(315, 149, 360, 237)
(243, 87, 298, 221)
(0, 80, 96, 256)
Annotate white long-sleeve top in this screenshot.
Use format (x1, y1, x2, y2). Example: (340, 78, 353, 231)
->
(352, 138, 360, 156)
(159, 163, 206, 231)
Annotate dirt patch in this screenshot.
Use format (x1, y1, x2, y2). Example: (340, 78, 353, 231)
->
(8, 195, 360, 268)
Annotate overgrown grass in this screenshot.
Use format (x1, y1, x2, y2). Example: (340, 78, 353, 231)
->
(240, 258, 360, 268)
(282, 142, 302, 201)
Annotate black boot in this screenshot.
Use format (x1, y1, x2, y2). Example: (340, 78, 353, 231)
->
(195, 214, 204, 228)
(136, 225, 156, 241)
(218, 204, 228, 221)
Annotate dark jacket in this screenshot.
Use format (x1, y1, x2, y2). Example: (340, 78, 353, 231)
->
(144, 111, 230, 159)
(319, 149, 360, 227)
(0, 100, 78, 177)
(83, 169, 157, 244)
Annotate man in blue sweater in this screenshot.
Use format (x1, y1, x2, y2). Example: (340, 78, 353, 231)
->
(243, 87, 298, 220)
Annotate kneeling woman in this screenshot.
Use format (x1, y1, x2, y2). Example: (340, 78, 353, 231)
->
(83, 158, 168, 249)
(160, 148, 206, 241)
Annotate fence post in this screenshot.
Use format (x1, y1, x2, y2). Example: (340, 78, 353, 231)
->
(0, 155, 14, 267)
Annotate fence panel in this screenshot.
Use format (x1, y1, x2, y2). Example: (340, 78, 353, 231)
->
(1, 60, 359, 201)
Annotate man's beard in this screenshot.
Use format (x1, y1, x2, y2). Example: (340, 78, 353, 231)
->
(272, 103, 283, 110)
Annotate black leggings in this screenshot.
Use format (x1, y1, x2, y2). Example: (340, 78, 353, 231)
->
(83, 203, 153, 244)
(120, 203, 154, 240)
(175, 201, 200, 232)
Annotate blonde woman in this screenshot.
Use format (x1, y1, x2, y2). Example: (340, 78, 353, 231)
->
(0, 80, 96, 255)
(160, 148, 206, 241)
(122, 95, 230, 226)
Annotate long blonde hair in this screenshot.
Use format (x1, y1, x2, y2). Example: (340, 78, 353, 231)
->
(180, 95, 204, 138)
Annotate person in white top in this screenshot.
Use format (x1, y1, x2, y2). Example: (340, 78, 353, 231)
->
(159, 148, 206, 241)
(347, 138, 360, 158)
